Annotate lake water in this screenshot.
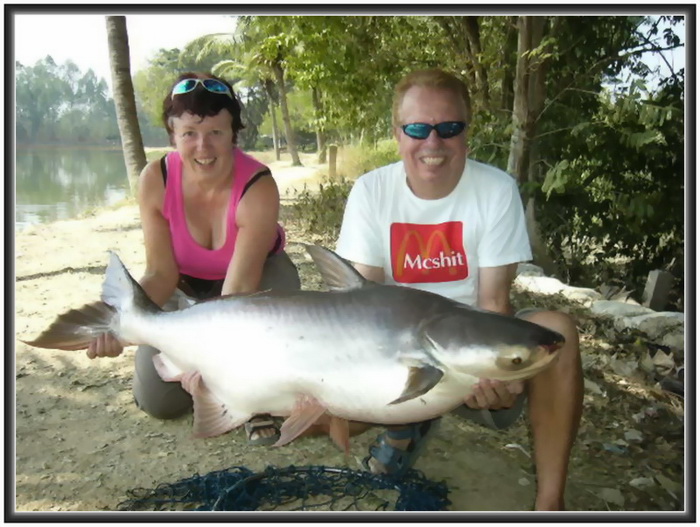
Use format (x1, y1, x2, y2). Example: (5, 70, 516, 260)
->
(15, 147, 132, 231)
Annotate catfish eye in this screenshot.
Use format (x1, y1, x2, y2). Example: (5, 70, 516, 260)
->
(512, 357, 523, 365)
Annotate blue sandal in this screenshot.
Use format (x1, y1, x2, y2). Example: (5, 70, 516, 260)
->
(362, 418, 439, 477)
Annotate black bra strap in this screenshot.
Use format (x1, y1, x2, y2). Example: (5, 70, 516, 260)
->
(160, 155, 168, 186)
(269, 231, 283, 256)
(242, 168, 272, 197)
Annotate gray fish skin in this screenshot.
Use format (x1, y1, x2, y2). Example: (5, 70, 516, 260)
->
(23, 245, 564, 447)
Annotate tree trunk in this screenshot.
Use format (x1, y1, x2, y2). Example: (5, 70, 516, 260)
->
(507, 16, 537, 182)
(501, 16, 518, 111)
(270, 106, 281, 161)
(312, 87, 327, 164)
(272, 62, 302, 166)
(436, 17, 474, 118)
(105, 16, 146, 194)
(263, 79, 281, 161)
(463, 16, 490, 108)
(507, 16, 560, 276)
(526, 146, 561, 278)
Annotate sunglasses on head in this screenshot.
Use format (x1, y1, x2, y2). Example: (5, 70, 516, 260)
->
(401, 121, 467, 140)
(171, 78, 233, 100)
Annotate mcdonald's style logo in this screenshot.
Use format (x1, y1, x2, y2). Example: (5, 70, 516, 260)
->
(390, 222, 469, 283)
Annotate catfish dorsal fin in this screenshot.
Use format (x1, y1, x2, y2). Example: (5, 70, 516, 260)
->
(304, 244, 367, 291)
(102, 251, 160, 313)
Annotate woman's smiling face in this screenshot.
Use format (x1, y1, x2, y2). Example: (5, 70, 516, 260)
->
(170, 109, 234, 173)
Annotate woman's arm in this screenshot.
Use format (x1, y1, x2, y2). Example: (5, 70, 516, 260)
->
(87, 161, 179, 359)
(221, 173, 280, 295)
(137, 161, 180, 306)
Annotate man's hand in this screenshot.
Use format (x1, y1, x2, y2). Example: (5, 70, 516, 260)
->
(86, 333, 124, 359)
(465, 379, 524, 410)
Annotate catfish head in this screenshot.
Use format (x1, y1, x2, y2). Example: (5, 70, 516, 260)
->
(421, 306, 564, 381)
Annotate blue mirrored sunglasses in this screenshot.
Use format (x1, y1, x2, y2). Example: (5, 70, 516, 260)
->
(171, 78, 233, 100)
(401, 121, 467, 140)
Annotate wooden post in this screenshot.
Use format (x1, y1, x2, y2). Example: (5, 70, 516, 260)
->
(642, 270, 674, 311)
(328, 144, 338, 180)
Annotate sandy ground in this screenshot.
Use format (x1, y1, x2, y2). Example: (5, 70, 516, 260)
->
(13, 153, 685, 515)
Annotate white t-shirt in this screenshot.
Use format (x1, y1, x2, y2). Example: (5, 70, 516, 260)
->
(335, 159, 532, 306)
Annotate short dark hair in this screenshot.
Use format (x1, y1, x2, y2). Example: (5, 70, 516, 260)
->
(392, 69, 472, 127)
(162, 72, 245, 145)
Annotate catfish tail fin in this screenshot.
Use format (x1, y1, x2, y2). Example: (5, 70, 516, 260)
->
(21, 301, 116, 351)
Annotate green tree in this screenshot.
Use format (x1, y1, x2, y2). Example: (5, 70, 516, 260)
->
(539, 75, 684, 297)
(236, 16, 303, 166)
(186, 18, 305, 165)
(15, 57, 71, 142)
(180, 28, 285, 156)
(16, 57, 118, 144)
(131, 15, 684, 300)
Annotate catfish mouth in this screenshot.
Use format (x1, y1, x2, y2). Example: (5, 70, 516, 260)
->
(544, 330, 566, 354)
(544, 340, 565, 354)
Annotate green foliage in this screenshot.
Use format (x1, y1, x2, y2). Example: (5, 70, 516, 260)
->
(137, 15, 684, 305)
(336, 139, 401, 180)
(535, 73, 684, 304)
(290, 140, 400, 241)
(466, 107, 512, 168)
(132, 53, 174, 127)
(259, 90, 315, 136)
(290, 178, 355, 242)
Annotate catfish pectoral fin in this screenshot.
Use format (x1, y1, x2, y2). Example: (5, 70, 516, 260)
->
(389, 365, 444, 405)
(273, 395, 328, 447)
(183, 371, 248, 438)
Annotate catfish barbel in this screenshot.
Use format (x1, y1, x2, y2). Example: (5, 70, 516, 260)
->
(23, 245, 564, 450)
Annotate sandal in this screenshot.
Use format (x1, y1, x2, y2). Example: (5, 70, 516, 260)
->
(362, 418, 439, 477)
(244, 414, 281, 446)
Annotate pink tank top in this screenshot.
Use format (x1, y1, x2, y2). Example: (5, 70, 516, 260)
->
(162, 148, 285, 280)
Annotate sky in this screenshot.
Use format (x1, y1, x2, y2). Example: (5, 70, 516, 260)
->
(13, 14, 237, 93)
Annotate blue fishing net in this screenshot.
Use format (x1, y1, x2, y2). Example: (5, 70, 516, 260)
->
(117, 464, 451, 511)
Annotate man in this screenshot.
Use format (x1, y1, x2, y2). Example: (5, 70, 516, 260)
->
(335, 69, 583, 511)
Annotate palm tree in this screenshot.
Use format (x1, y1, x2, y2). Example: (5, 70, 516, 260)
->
(184, 19, 303, 166)
(197, 45, 283, 161)
(234, 17, 302, 166)
(105, 16, 147, 193)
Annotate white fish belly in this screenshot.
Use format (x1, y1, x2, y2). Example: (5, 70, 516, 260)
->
(122, 305, 397, 416)
(123, 300, 475, 424)
(314, 368, 478, 424)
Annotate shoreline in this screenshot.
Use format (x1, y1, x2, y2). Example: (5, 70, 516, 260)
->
(15, 150, 330, 235)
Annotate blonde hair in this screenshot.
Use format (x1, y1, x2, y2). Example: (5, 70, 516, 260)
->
(392, 69, 472, 126)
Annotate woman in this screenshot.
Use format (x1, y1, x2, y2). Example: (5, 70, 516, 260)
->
(87, 72, 300, 445)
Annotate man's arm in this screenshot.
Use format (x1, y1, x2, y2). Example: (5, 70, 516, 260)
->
(477, 263, 517, 315)
(467, 262, 524, 409)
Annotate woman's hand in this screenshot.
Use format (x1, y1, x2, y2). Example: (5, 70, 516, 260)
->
(86, 333, 124, 359)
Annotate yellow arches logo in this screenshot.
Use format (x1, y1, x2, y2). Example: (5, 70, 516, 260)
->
(391, 222, 468, 283)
